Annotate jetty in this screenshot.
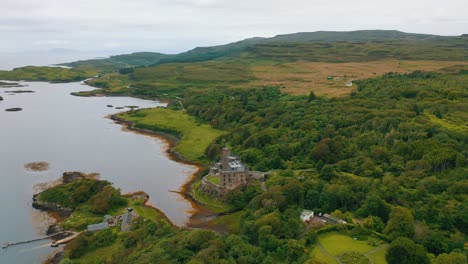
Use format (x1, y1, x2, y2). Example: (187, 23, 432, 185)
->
(51, 232, 81, 247)
(2, 232, 65, 249)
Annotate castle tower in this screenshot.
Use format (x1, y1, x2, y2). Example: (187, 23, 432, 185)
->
(221, 147, 231, 170)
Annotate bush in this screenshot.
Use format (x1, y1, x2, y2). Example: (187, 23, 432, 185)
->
(89, 186, 127, 214)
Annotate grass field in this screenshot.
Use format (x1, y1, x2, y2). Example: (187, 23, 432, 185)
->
(118, 108, 225, 163)
(309, 246, 337, 264)
(129, 199, 166, 223)
(319, 232, 376, 255)
(368, 246, 388, 264)
(205, 175, 220, 185)
(308, 232, 388, 264)
(86, 58, 468, 99)
(250, 59, 468, 96)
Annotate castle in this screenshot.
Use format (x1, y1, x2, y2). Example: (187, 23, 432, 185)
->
(201, 147, 264, 194)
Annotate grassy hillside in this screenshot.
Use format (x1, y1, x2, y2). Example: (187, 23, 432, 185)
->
(61, 30, 468, 71)
(62, 30, 467, 98)
(151, 30, 468, 65)
(78, 57, 467, 98)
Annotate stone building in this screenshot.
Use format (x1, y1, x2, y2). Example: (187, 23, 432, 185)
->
(202, 147, 264, 194)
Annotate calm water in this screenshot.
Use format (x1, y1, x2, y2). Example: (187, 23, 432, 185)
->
(0, 81, 197, 263)
(0, 52, 108, 71)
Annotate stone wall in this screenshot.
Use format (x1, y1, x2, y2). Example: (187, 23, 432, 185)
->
(249, 171, 266, 181)
(200, 176, 225, 195)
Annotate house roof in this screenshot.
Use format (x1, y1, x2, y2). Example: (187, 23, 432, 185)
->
(301, 210, 314, 218)
(87, 222, 108, 232)
(322, 214, 346, 223)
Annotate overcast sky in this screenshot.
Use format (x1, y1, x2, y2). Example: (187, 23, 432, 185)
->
(1, 0, 467, 54)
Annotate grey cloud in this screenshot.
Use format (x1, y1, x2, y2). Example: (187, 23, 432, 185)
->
(0, 0, 467, 54)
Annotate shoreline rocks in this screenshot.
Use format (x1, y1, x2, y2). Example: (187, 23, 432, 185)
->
(32, 194, 73, 217)
(0, 81, 26, 88)
(5, 107, 22, 112)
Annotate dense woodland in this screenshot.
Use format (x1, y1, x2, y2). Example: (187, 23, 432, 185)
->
(59, 70, 468, 264)
(3, 31, 467, 263)
(182, 71, 467, 256)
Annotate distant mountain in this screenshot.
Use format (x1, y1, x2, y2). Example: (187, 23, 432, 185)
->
(63, 30, 468, 70)
(265, 30, 442, 43)
(150, 30, 467, 65)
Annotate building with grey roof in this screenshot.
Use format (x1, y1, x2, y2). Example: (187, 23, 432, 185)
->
(87, 222, 109, 232)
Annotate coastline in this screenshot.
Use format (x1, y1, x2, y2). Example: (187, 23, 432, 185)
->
(108, 113, 217, 227)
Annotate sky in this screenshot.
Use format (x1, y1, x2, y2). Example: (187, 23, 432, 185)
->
(1, 0, 467, 55)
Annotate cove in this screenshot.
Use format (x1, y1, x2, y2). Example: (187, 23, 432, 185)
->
(0, 81, 198, 263)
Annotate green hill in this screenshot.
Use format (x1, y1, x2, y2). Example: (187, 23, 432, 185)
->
(62, 30, 468, 70)
(61, 52, 169, 71)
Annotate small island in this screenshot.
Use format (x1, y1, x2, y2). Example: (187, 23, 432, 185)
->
(5, 108, 22, 112)
(24, 161, 50, 172)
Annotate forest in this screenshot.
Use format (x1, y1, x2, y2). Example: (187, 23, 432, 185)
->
(2, 30, 466, 263)
(55, 69, 468, 264)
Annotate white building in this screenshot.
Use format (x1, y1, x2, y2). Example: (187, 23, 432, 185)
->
(300, 210, 315, 222)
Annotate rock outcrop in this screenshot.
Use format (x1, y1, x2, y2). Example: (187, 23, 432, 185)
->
(32, 194, 73, 217)
(62, 171, 86, 183)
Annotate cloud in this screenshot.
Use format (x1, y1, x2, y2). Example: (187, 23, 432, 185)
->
(33, 40, 70, 46)
(0, 0, 467, 53)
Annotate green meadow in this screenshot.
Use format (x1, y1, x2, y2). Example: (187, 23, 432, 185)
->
(117, 107, 226, 163)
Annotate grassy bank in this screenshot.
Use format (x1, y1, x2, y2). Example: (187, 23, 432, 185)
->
(117, 107, 226, 163)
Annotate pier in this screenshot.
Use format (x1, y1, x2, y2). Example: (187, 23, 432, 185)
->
(2, 232, 65, 249)
(51, 232, 81, 247)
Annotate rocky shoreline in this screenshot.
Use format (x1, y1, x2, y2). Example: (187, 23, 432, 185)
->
(32, 172, 96, 218)
(32, 194, 73, 218)
(108, 114, 225, 229)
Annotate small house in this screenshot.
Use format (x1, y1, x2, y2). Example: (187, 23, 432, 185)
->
(300, 210, 315, 222)
(87, 222, 109, 232)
